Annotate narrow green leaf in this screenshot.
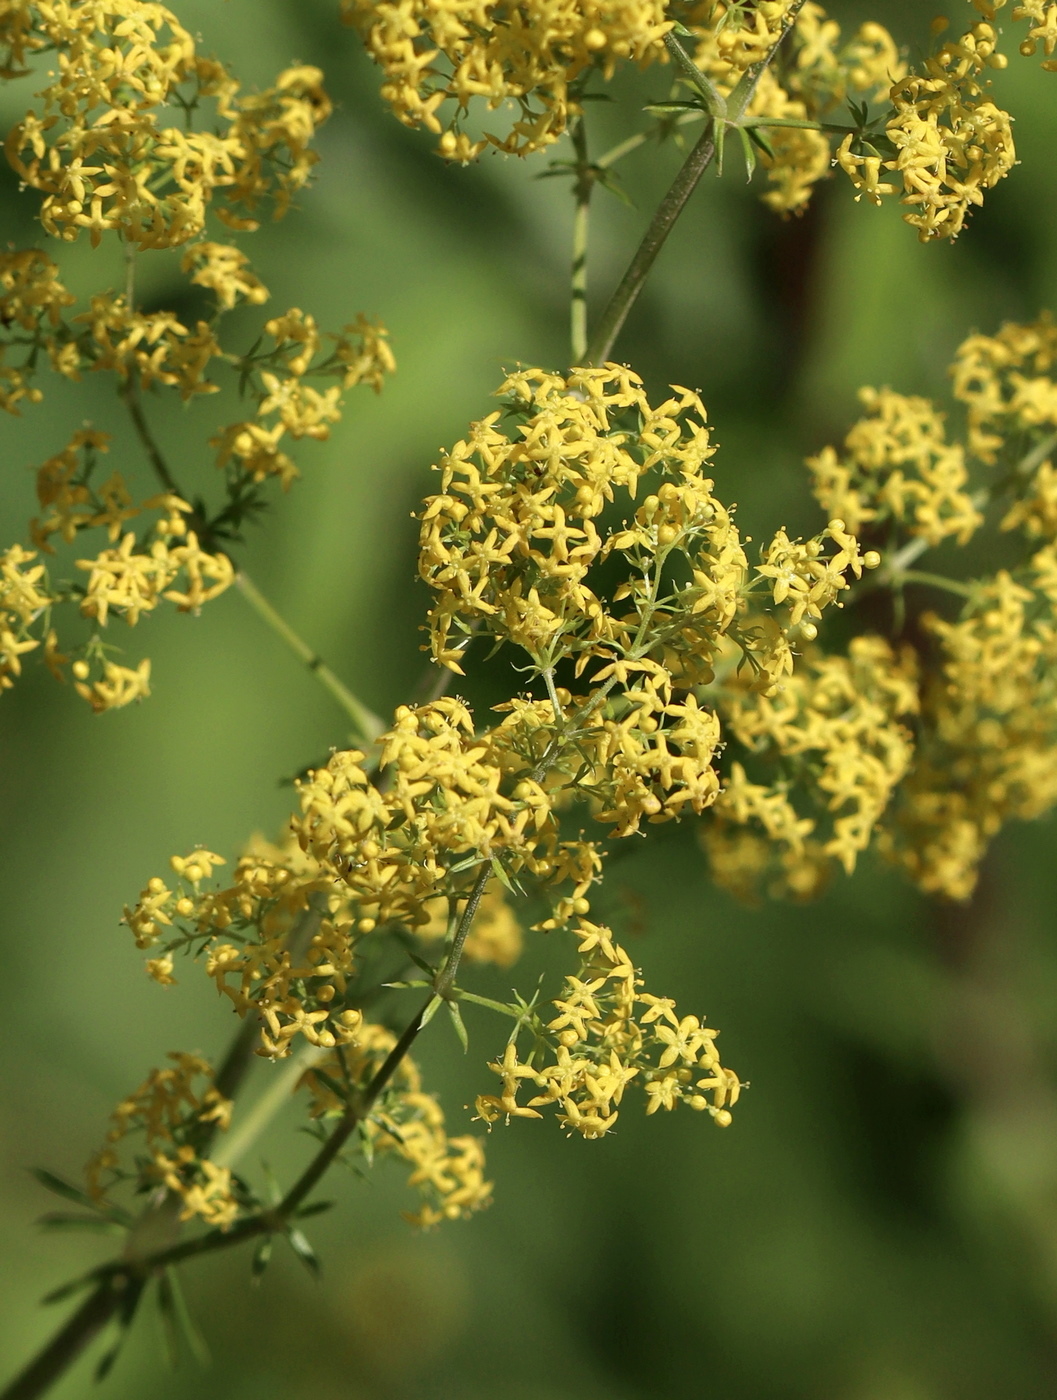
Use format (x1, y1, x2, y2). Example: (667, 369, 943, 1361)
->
(41, 1268, 106, 1305)
(420, 993, 444, 1027)
(458, 990, 522, 1018)
(294, 1199, 335, 1220)
(156, 1271, 180, 1370)
(251, 1236, 273, 1284)
(746, 125, 775, 159)
(737, 124, 756, 181)
(406, 950, 438, 976)
(490, 855, 516, 894)
(260, 1160, 283, 1208)
(165, 1268, 210, 1366)
(447, 1000, 470, 1054)
(29, 1168, 95, 1209)
(37, 1212, 124, 1236)
(286, 1228, 321, 1279)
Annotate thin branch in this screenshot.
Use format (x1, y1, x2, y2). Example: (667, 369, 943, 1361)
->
(570, 116, 591, 364)
(0, 1282, 128, 1400)
(234, 572, 385, 741)
(584, 0, 806, 366)
(583, 120, 715, 366)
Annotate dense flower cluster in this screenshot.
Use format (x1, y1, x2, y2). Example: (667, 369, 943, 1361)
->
(0, 7, 394, 713)
(703, 636, 918, 901)
(785, 317, 1057, 899)
(477, 918, 740, 1137)
(420, 363, 869, 690)
(341, 0, 674, 158)
(807, 388, 981, 546)
(86, 1053, 239, 1230)
(688, 1, 903, 215)
(5, 2, 331, 248)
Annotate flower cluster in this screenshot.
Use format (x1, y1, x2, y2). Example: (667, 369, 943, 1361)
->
(0, 7, 395, 712)
(212, 309, 394, 490)
(476, 918, 740, 1138)
(807, 387, 982, 546)
(86, 1053, 238, 1230)
(302, 1024, 492, 1227)
(687, 2, 902, 215)
(6, 3, 330, 248)
(13, 428, 235, 712)
(882, 564, 1057, 898)
(341, 0, 673, 159)
(703, 635, 919, 902)
(419, 364, 869, 692)
(0, 544, 54, 693)
(836, 19, 1015, 242)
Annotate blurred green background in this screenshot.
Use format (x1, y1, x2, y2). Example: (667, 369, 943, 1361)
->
(4, 2, 1057, 1396)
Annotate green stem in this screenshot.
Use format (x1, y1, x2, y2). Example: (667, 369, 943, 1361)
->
(585, 0, 805, 366)
(435, 864, 492, 998)
(234, 572, 384, 741)
(893, 569, 975, 598)
(584, 120, 715, 366)
(596, 131, 648, 170)
(570, 116, 591, 365)
(212, 1043, 327, 1171)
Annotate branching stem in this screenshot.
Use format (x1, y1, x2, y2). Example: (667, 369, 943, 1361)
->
(585, 0, 806, 366)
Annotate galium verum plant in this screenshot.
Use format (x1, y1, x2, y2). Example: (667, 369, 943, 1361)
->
(4, 0, 1057, 1393)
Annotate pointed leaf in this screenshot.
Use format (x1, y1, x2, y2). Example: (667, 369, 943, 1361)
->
(737, 124, 756, 181)
(37, 1212, 124, 1236)
(420, 994, 444, 1028)
(490, 855, 516, 894)
(293, 1199, 335, 1220)
(286, 1228, 321, 1279)
(251, 1236, 274, 1284)
(260, 1160, 283, 1208)
(164, 1268, 210, 1366)
(458, 990, 522, 1018)
(42, 1268, 106, 1305)
(30, 1168, 95, 1210)
(447, 1000, 470, 1054)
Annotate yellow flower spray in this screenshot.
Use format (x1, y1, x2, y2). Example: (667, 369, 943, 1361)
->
(4, 1, 1057, 1394)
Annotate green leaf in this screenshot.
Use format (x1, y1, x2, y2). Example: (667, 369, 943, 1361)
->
(37, 1212, 125, 1236)
(94, 1279, 145, 1382)
(156, 1271, 180, 1370)
(286, 1228, 321, 1279)
(164, 1268, 210, 1365)
(41, 1268, 107, 1305)
(357, 1119, 376, 1168)
(737, 124, 756, 181)
(595, 169, 636, 210)
(293, 1199, 335, 1220)
(490, 855, 516, 894)
(30, 1167, 95, 1210)
(447, 1000, 470, 1054)
(260, 1160, 283, 1208)
(251, 1236, 273, 1284)
(746, 125, 775, 159)
(406, 950, 438, 976)
(458, 990, 523, 1018)
(420, 993, 444, 1027)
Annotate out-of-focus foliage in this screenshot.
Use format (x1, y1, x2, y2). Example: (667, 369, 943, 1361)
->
(4, 1, 1057, 1397)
